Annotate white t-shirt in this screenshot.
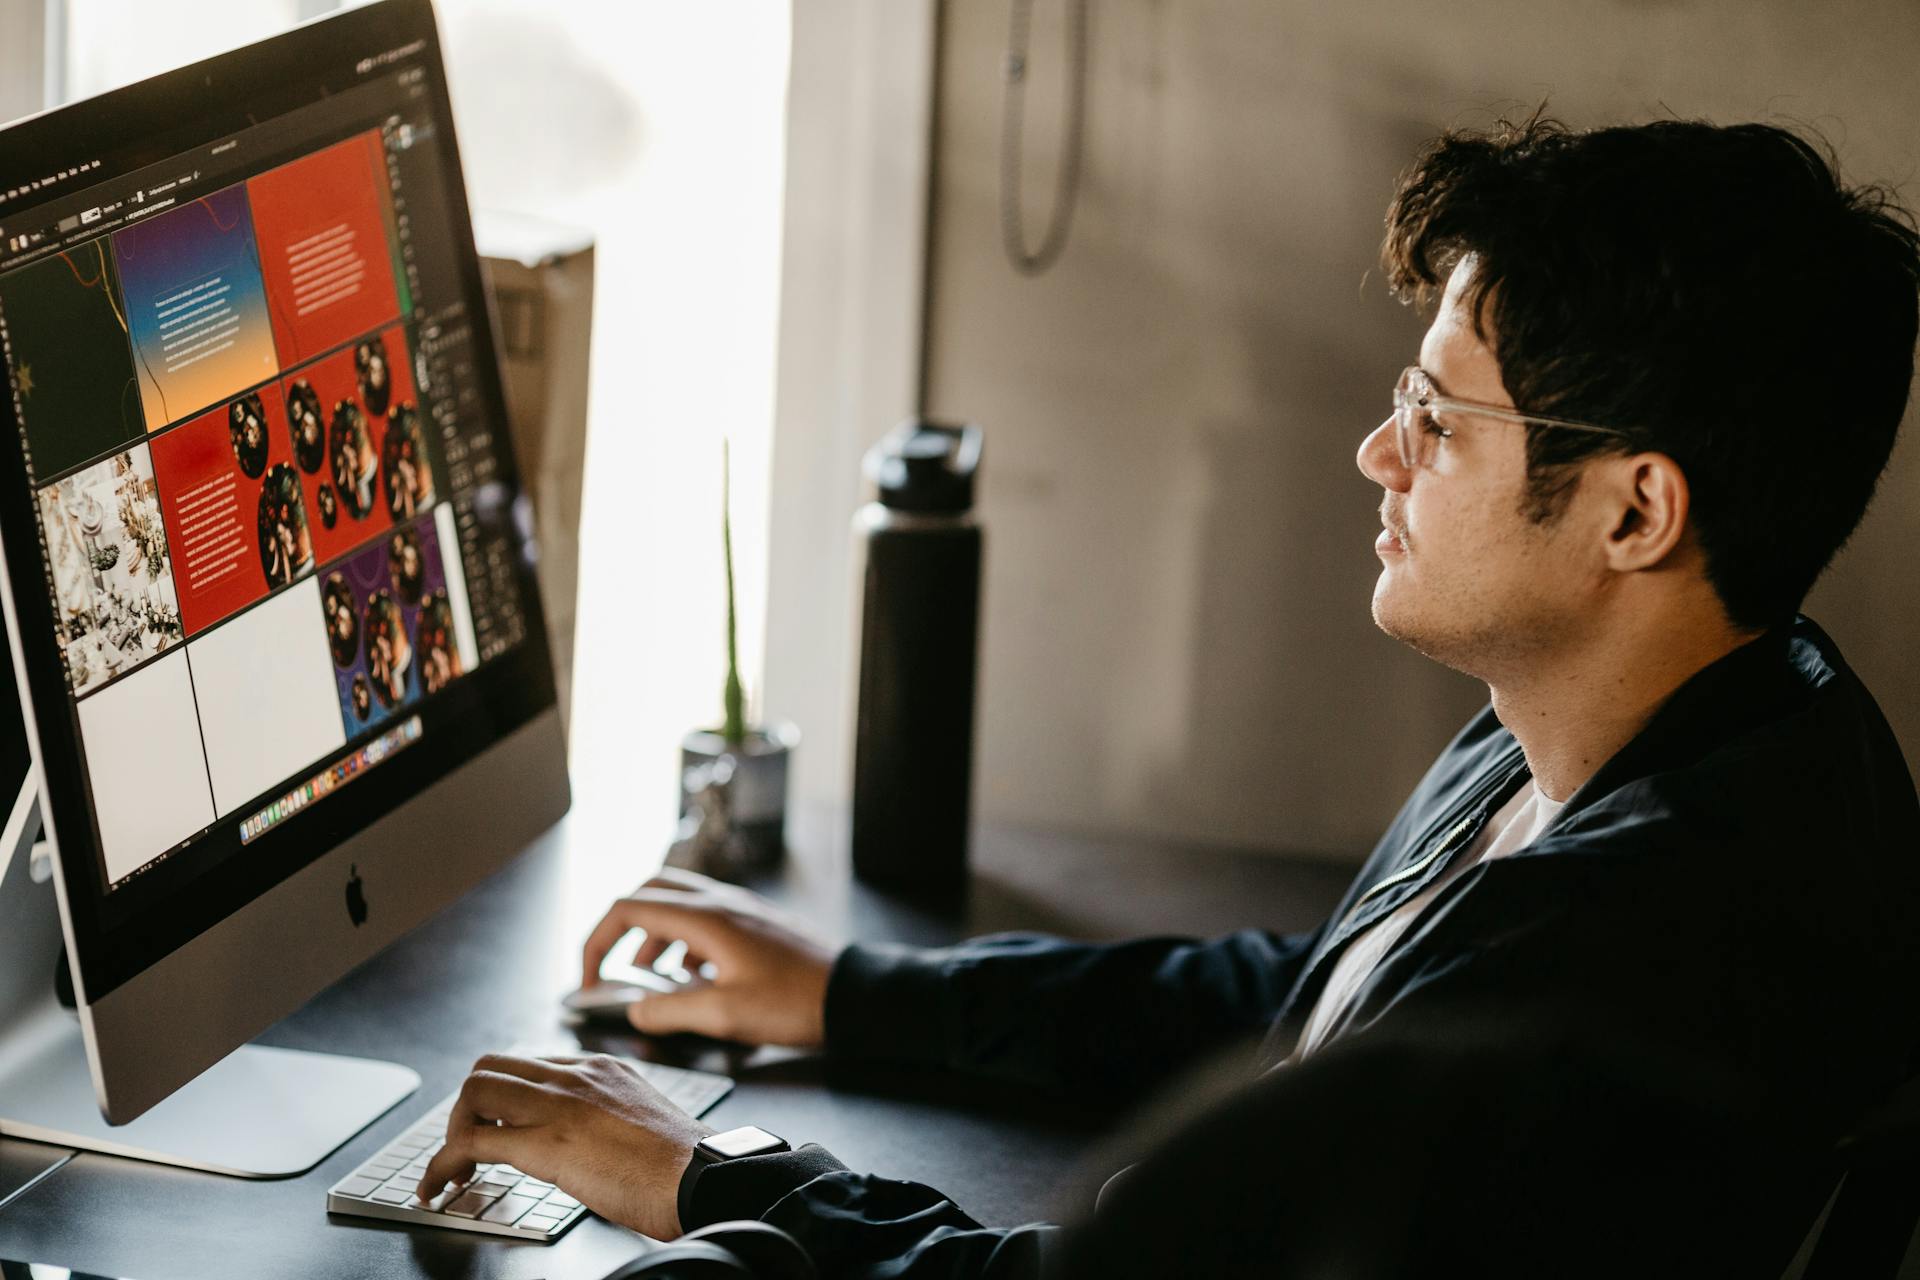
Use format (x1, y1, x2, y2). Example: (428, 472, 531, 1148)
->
(1292, 779, 1564, 1061)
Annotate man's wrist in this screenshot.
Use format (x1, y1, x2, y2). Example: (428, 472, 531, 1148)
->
(677, 1126, 789, 1233)
(676, 1140, 854, 1233)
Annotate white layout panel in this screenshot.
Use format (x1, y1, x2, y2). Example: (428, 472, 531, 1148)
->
(188, 577, 346, 816)
(435, 501, 478, 671)
(78, 649, 215, 882)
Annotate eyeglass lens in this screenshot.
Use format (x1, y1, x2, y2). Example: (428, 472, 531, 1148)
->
(1394, 367, 1426, 469)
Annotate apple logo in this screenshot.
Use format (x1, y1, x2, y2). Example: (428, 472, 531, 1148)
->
(345, 864, 368, 927)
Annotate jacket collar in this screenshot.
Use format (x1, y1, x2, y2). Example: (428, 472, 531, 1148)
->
(1555, 618, 1809, 821)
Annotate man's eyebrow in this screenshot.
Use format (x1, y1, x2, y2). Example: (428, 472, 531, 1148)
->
(1416, 365, 1455, 397)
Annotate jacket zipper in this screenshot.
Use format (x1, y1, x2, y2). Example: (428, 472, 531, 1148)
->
(1348, 752, 1529, 917)
(1350, 816, 1473, 912)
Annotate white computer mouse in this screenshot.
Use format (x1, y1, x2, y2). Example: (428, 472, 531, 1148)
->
(561, 969, 714, 1022)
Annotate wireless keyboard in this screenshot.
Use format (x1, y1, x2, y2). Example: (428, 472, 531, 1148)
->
(326, 1058, 734, 1240)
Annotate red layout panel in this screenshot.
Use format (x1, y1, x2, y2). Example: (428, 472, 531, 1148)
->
(247, 130, 403, 369)
(280, 322, 430, 566)
(150, 389, 315, 636)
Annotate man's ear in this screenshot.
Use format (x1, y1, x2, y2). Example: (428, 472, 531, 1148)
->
(1601, 452, 1690, 572)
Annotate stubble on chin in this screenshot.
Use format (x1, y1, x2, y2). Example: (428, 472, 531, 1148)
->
(1369, 570, 1490, 678)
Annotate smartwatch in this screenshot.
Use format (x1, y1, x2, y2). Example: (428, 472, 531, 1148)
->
(678, 1125, 791, 1229)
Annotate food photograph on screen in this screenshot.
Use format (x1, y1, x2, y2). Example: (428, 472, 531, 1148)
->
(277, 322, 423, 564)
(323, 512, 469, 737)
(37, 447, 183, 696)
(148, 389, 316, 637)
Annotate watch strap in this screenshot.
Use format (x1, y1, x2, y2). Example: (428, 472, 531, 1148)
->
(678, 1127, 790, 1231)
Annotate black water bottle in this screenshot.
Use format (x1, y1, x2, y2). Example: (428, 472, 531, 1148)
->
(851, 420, 984, 901)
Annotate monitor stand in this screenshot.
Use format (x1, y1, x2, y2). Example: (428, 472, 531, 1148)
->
(0, 807, 419, 1179)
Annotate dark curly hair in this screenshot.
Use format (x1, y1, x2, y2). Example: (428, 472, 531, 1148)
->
(1382, 111, 1920, 630)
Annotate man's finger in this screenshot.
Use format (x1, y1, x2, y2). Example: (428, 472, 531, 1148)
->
(579, 892, 729, 989)
(418, 1068, 551, 1199)
(631, 932, 676, 973)
(626, 986, 735, 1041)
(454, 1069, 553, 1126)
(642, 866, 725, 893)
(417, 1118, 540, 1203)
(470, 1053, 571, 1085)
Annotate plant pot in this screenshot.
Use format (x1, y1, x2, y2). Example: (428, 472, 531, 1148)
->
(678, 722, 797, 868)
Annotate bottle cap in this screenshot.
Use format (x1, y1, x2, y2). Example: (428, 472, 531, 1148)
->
(864, 420, 983, 513)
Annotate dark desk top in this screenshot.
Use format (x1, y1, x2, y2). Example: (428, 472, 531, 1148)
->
(0, 804, 1352, 1280)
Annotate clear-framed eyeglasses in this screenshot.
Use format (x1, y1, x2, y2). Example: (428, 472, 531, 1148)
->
(1392, 366, 1633, 470)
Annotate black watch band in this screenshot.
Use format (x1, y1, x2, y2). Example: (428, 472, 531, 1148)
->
(678, 1126, 791, 1230)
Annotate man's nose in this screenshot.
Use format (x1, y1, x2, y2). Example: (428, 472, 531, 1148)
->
(1357, 416, 1412, 492)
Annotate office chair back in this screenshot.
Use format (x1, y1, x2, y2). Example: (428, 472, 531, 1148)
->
(1797, 1072, 1920, 1278)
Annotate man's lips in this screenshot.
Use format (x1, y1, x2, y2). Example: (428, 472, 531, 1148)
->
(1377, 510, 1408, 555)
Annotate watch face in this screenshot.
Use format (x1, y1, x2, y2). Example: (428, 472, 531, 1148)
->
(703, 1125, 784, 1159)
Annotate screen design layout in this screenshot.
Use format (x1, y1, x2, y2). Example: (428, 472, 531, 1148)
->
(0, 127, 494, 890)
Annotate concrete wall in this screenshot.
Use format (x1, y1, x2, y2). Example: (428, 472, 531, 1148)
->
(0, 3, 47, 125)
(922, 0, 1920, 861)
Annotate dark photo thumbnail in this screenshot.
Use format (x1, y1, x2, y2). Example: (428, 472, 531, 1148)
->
(355, 334, 393, 418)
(228, 393, 271, 478)
(416, 590, 462, 695)
(0, 242, 146, 478)
(387, 526, 425, 605)
(257, 463, 314, 588)
(382, 403, 435, 521)
(329, 400, 379, 519)
(287, 378, 325, 473)
(316, 482, 339, 529)
(322, 571, 359, 669)
(325, 510, 448, 735)
(363, 589, 412, 710)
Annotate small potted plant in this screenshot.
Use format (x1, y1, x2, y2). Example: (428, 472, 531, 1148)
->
(672, 440, 796, 875)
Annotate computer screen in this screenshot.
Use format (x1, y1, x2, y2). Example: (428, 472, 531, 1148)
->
(0, 0, 557, 1009)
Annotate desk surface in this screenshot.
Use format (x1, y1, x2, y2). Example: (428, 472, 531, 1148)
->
(0, 804, 1351, 1280)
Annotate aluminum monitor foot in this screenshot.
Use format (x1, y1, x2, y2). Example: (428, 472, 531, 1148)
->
(0, 1034, 418, 1179)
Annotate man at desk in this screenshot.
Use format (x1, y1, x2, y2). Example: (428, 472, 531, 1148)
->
(423, 116, 1920, 1275)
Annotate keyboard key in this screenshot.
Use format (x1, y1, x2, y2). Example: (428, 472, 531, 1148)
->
(443, 1190, 495, 1219)
(333, 1176, 382, 1198)
(365, 1154, 407, 1172)
(520, 1211, 565, 1232)
(541, 1191, 580, 1210)
(480, 1193, 542, 1226)
(371, 1186, 417, 1205)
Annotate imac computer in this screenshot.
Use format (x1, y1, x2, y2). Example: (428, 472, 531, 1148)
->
(0, 0, 570, 1176)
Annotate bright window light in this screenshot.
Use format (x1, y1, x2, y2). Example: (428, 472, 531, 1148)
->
(61, 0, 317, 103)
(432, 1, 790, 858)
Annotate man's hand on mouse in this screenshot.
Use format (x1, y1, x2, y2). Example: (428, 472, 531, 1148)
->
(418, 1052, 712, 1239)
(580, 866, 840, 1049)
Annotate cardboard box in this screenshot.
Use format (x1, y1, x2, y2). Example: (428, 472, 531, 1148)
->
(477, 212, 594, 745)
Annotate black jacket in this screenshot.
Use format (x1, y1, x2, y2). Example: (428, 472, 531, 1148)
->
(682, 618, 1920, 1277)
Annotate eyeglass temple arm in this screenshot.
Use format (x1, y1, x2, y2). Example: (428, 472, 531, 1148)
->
(1426, 394, 1629, 439)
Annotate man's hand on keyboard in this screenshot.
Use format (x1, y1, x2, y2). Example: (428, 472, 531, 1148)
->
(579, 866, 839, 1049)
(418, 1052, 714, 1240)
